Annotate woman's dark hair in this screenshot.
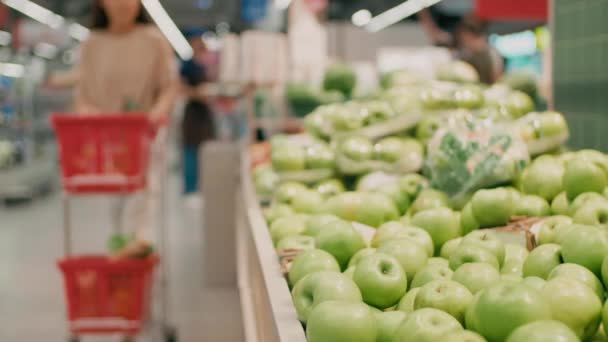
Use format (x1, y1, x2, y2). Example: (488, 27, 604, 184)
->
(91, 0, 150, 29)
(457, 14, 488, 37)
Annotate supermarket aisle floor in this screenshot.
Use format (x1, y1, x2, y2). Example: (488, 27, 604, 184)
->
(0, 175, 244, 341)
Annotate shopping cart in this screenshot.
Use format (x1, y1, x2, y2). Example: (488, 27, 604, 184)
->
(51, 114, 176, 342)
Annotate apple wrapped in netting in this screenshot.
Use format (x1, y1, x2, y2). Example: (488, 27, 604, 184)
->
(425, 116, 529, 201)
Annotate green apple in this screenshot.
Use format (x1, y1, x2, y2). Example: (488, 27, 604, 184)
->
(371, 223, 435, 257)
(374, 311, 407, 342)
(264, 204, 295, 224)
(573, 200, 608, 229)
(460, 203, 480, 235)
(274, 181, 308, 205)
(513, 195, 551, 217)
(449, 244, 499, 271)
(453, 262, 500, 295)
(442, 330, 487, 342)
(411, 207, 462, 253)
(603, 301, 608, 341)
(461, 231, 506, 267)
(304, 142, 335, 169)
(427, 257, 450, 267)
(602, 256, 608, 292)
(570, 192, 608, 216)
(505, 90, 534, 118)
(537, 111, 569, 137)
(397, 288, 420, 314)
(454, 85, 484, 109)
(470, 188, 516, 228)
(393, 308, 463, 341)
(316, 220, 366, 270)
(314, 179, 345, 198)
(292, 271, 362, 323)
(551, 192, 571, 215)
(290, 190, 324, 214)
(548, 263, 605, 300)
(561, 224, 608, 277)
(373, 137, 410, 163)
(519, 156, 564, 201)
(502, 244, 529, 276)
(441, 237, 464, 259)
(363, 101, 397, 125)
(339, 136, 374, 162)
(375, 184, 411, 215)
(465, 292, 482, 331)
(537, 216, 574, 245)
(522, 243, 562, 279)
(506, 320, 580, 342)
(272, 145, 306, 171)
(414, 279, 473, 324)
(411, 263, 454, 289)
(500, 274, 524, 283)
(399, 173, 430, 199)
(353, 253, 408, 309)
(304, 214, 341, 237)
(415, 115, 443, 142)
(288, 249, 341, 287)
(563, 156, 608, 200)
(344, 266, 356, 279)
(254, 169, 280, 198)
(276, 235, 315, 254)
(522, 276, 546, 291)
(306, 300, 377, 342)
(409, 189, 450, 216)
(468, 281, 552, 342)
(542, 277, 602, 340)
(269, 215, 308, 245)
(325, 192, 399, 228)
(347, 248, 376, 268)
(377, 239, 428, 286)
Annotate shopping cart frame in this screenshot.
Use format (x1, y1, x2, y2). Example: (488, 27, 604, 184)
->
(52, 114, 176, 342)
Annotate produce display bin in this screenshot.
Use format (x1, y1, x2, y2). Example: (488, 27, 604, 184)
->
(236, 150, 307, 342)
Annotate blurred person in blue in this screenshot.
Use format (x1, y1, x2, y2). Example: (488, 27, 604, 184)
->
(180, 29, 216, 197)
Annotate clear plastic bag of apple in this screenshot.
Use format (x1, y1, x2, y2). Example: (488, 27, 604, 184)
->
(335, 135, 425, 175)
(425, 115, 530, 201)
(270, 135, 336, 184)
(514, 111, 569, 156)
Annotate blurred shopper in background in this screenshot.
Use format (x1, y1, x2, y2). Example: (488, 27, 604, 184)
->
(74, 0, 179, 242)
(180, 31, 216, 196)
(419, 10, 503, 84)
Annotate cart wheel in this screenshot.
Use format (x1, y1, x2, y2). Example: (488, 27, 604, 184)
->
(164, 326, 177, 342)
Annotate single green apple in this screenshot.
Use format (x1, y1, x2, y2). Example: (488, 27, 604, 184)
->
(454, 85, 485, 109)
(304, 214, 341, 238)
(314, 179, 345, 198)
(537, 215, 574, 245)
(290, 190, 324, 214)
(561, 224, 608, 277)
(375, 184, 411, 215)
(470, 188, 516, 228)
(254, 169, 280, 198)
(316, 220, 367, 270)
(408, 189, 450, 216)
(602, 256, 608, 292)
(563, 157, 608, 200)
(460, 203, 481, 235)
(505, 320, 580, 342)
(411, 263, 454, 289)
(276, 235, 315, 254)
(347, 248, 376, 268)
(519, 156, 564, 201)
(374, 311, 407, 342)
(393, 308, 463, 341)
(427, 257, 450, 268)
(573, 200, 608, 230)
(401, 226, 435, 257)
(399, 173, 430, 199)
(397, 288, 420, 314)
(353, 253, 408, 309)
(291, 271, 362, 323)
(373, 137, 409, 163)
(570, 192, 608, 216)
(415, 115, 443, 142)
(513, 194, 551, 217)
(288, 249, 341, 287)
(414, 279, 474, 324)
(378, 239, 428, 286)
(505, 90, 534, 118)
(440, 237, 464, 259)
(306, 300, 377, 342)
(548, 263, 605, 301)
(343, 266, 356, 279)
(603, 300, 608, 341)
(453, 262, 500, 295)
(442, 330, 487, 342)
(412, 207, 462, 253)
(264, 204, 295, 224)
(449, 244, 500, 271)
(542, 277, 602, 340)
(304, 142, 335, 170)
(271, 145, 306, 171)
(269, 215, 308, 245)
(468, 281, 552, 342)
(502, 243, 529, 276)
(522, 276, 546, 291)
(465, 292, 482, 331)
(274, 181, 309, 205)
(522, 243, 562, 279)
(371, 221, 408, 248)
(461, 231, 506, 267)
(551, 192, 571, 215)
(537, 111, 569, 137)
(339, 135, 374, 162)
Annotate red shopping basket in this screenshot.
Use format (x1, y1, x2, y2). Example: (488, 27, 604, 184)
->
(51, 114, 156, 194)
(58, 255, 159, 335)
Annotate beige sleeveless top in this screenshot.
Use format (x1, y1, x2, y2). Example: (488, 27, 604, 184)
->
(76, 25, 177, 113)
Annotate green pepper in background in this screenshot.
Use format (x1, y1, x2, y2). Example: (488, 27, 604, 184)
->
(108, 233, 130, 253)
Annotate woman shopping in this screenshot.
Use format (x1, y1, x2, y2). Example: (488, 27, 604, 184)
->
(74, 0, 179, 244)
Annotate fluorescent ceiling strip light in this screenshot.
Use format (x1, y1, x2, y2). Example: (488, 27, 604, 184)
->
(365, 0, 442, 33)
(0, 62, 25, 78)
(142, 0, 193, 60)
(2, 0, 65, 29)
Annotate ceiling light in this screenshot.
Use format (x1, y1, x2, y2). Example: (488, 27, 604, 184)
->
(142, 0, 194, 60)
(276, 0, 292, 10)
(366, 0, 443, 33)
(352, 9, 372, 27)
(2, 0, 65, 29)
(0, 63, 25, 78)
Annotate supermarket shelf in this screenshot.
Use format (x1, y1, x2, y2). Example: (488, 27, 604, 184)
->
(237, 149, 307, 342)
(0, 158, 56, 200)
